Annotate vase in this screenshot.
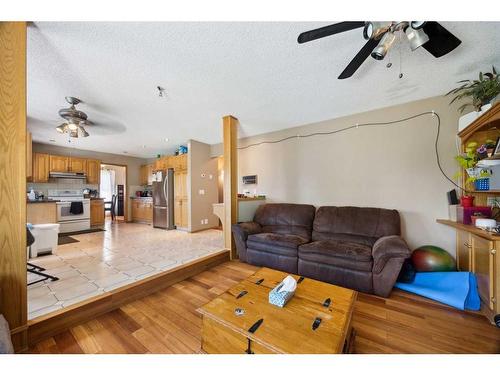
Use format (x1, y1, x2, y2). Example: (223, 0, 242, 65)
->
(461, 196, 475, 207)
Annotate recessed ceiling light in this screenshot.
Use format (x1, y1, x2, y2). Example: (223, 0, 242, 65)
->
(49, 139, 56, 142)
(164, 138, 169, 142)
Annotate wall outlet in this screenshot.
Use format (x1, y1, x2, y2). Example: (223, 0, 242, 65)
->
(199, 189, 205, 195)
(200, 219, 204, 225)
(209, 174, 213, 180)
(204, 219, 208, 224)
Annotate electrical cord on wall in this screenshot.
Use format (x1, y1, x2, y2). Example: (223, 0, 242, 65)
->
(237, 111, 466, 193)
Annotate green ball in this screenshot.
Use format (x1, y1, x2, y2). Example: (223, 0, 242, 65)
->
(411, 245, 456, 272)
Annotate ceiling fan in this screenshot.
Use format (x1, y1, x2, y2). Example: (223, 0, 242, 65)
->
(297, 21, 462, 79)
(56, 96, 91, 138)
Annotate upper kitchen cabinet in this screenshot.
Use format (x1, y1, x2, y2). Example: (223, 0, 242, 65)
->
(86, 159, 101, 184)
(49, 155, 69, 172)
(26, 131, 32, 180)
(140, 163, 155, 185)
(69, 157, 87, 173)
(32, 153, 50, 183)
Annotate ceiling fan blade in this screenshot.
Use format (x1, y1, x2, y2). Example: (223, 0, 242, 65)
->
(338, 38, 380, 79)
(421, 22, 461, 58)
(298, 21, 365, 44)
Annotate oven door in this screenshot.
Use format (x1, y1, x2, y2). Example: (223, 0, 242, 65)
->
(56, 200, 90, 222)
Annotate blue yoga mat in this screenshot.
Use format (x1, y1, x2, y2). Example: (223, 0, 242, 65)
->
(395, 272, 480, 311)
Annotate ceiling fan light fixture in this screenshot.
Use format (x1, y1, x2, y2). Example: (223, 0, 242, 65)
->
(410, 21, 427, 30)
(56, 124, 66, 133)
(371, 31, 396, 60)
(67, 122, 78, 131)
(80, 127, 89, 137)
(405, 27, 430, 51)
(363, 22, 392, 40)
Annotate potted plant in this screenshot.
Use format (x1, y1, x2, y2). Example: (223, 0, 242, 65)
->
(446, 66, 500, 131)
(456, 142, 493, 206)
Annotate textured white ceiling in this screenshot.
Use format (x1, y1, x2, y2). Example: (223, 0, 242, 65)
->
(28, 22, 500, 158)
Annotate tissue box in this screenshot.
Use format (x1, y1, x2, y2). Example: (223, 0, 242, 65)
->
(269, 281, 295, 308)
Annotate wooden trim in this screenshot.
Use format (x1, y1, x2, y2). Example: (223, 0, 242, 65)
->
(437, 219, 500, 241)
(223, 115, 238, 259)
(457, 102, 500, 142)
(0, 21, 28, 353)
(27, 250, 230, 345)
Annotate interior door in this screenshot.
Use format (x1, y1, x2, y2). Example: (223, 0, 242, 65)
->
(472, 234, 495, 310)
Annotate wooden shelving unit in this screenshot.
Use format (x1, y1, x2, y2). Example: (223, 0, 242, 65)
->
(457, 103, 500, 206)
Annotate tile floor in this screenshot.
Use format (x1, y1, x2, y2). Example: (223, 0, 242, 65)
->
(27, 221, 224, 320)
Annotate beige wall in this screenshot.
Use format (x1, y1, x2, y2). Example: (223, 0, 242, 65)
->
(188, 140, 219, 232)
(211, 96, 461, 255)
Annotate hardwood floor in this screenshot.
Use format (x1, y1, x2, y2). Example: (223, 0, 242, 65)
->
(28, 261, 500, 354)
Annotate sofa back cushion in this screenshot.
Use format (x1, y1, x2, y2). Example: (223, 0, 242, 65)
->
(312, 206, 400, 244)
(254, 203, 316, 240)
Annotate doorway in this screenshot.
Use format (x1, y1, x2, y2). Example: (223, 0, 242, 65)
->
(100, 164, 127, 222)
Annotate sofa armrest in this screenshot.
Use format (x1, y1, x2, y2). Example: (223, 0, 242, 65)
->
(231, 222, 262, 261)
(372, 235, 411, 274)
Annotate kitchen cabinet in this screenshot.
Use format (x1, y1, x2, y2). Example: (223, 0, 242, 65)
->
(174, 170, 188, 228)
(69, 157, 87, 173)
(471, 234, 496, 311)
(86, 159, 101, 184)
(26, 131, 32, 180)
(49, 155, 69, 172)
(32, 153, 50, 183)
(457, 230, 472, 271)
(131, 198, 153, 224)
(153, 154, 187, 172)
(140, 163, 155, 185)
(437, 220, 499, 326)
(90, 199, 105, 227)
(27, 202, 57, 224)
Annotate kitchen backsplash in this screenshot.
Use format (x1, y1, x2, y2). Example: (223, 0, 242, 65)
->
(28, 179, 99, 197)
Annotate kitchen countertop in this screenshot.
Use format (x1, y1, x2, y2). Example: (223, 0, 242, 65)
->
(130, 196, 153, 200)
(27, 199, 60, 204)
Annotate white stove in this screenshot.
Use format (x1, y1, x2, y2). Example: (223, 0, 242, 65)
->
(48, 189, 91, 233)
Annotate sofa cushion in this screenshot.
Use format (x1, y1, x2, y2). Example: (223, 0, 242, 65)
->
(247, 233, 308, 257)
(254, 203, 316, 240)
(312, 206, 400, 241)
(298, 240, 373, 272)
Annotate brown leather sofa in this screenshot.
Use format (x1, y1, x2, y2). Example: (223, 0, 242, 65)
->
(232, 204, 411, 297)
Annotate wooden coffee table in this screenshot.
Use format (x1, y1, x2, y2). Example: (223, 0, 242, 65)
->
(197, 267, 357, 354)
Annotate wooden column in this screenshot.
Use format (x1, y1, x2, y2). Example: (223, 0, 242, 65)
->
(0, 22, 28, 352)
(223, 115, 238, 259)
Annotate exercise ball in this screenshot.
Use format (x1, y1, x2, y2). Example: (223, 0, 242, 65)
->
(411, 245, 456, 272)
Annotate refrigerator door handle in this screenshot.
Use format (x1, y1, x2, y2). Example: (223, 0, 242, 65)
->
(163, 175, 168, 204)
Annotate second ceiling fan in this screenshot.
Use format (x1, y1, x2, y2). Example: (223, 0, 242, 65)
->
(298, 21, 461, 79)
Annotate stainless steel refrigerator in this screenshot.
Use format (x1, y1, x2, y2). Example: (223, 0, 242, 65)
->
(152, 168, 175, 229)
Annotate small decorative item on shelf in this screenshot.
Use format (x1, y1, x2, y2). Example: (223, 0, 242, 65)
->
(460, 195, 475, 208)
(455, 141, 492, 192)
(474, 178, 490, 191)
